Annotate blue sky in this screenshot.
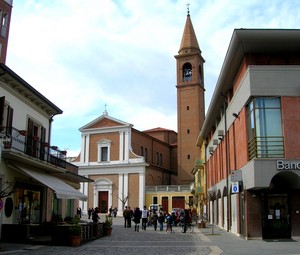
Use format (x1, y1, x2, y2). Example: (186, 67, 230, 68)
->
(6, 0, 300, 156)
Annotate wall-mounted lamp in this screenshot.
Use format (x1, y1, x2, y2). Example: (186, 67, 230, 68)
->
(218, 137, 223, 141)
(232, 113, 240, 119)
(210, 152, 213, 155)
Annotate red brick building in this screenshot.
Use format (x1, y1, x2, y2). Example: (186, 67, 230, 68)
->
(199, 29, 300, 239)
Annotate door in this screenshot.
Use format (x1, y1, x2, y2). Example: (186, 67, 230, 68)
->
(98, 191, 108, 213)
(262, 193, 291, 239)
(161, 197, 168, 213)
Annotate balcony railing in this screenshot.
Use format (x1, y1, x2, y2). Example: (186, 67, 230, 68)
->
(1, 126, 77, 173)
(248, 136, 284, 160)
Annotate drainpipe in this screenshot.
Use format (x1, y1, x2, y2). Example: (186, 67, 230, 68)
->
(221, 93, 230, 232)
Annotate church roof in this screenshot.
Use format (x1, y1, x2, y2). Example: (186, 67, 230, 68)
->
(178, 14, 201, 55)
(143, 127, 176, 133)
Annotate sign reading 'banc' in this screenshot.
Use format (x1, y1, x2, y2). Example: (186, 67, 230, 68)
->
(277, 160, 300, 170)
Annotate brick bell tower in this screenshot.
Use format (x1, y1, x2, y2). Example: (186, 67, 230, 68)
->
(175, 9, 205, 185)
(0, 0, 13, 63)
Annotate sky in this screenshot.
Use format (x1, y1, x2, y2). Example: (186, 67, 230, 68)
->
(6, 0, 300, 157)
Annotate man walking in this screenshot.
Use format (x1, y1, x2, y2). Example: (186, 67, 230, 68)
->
(141, 205, 149, 230)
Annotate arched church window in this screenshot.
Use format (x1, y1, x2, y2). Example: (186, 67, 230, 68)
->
(183, 63, 192, 81)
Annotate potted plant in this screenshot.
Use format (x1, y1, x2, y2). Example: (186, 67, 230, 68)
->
(68, 216, 81, 247)
(104, 215, 113, 236)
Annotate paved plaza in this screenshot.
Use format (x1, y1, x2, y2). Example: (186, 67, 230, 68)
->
(0, 215, 299, 255)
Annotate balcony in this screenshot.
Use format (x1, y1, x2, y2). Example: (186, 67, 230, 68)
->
(248, 136, 284, 160)
(1, 126, 78, 174)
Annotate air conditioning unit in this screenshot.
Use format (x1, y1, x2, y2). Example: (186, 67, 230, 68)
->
(218, 130, 224, 137)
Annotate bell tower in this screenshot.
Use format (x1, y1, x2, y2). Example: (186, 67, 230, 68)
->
(175, 10, 205, 184)
(0, 0, 13, 63)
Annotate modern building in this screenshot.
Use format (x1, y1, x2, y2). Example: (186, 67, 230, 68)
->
(0, 64, 90, 241)
(198, 29, 300, 239)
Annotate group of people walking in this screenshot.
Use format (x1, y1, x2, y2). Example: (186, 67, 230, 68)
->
(122, 206, 192, 233)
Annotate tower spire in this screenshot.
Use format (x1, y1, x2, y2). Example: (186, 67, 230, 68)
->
(178, 9, 201, 55)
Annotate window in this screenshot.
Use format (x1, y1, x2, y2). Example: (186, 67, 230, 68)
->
(98, 139, 111, 162)
(140, 146, 143, 156)
(156, 152, 159, 165)
(1, 13, 8, 37)
(145, 148, 148, 162)
(187, 129, 190, 134)
(187, 154, 190, 159)
(247, 97, 284, 159)
(0, 96, 13, 136)
(101, 147, 108, 161)
(183, 63, 192, 81)
(159, 153, 163, 166)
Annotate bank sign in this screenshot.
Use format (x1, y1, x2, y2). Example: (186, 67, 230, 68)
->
(277, 160, 300, 170)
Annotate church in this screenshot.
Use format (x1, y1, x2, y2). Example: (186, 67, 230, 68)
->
(74, 10, 205, 215)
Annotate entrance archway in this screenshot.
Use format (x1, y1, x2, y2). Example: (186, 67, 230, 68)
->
(262, 171, 300, 239)
(94, 179, 112, 214)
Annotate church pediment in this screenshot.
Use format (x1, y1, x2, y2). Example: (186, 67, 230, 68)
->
(80, 114, 132, 131)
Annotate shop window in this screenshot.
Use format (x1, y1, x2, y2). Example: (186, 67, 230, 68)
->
(14, 186, 42, 224)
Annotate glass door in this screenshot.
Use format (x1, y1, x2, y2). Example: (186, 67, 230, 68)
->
(262, 193, 291, 239)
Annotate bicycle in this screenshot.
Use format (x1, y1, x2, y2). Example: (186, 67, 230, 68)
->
(181, 222, 194, 233)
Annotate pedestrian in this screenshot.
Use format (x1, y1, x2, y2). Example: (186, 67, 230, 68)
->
(152, 211, 158, 231)
(127, 206, 133, 228)
(183, 209, 191, 233)
(109, 206, 113, 217)
(141, 205, 149, 230)
(77, 207, 82, 218)
(166, 213, 174, 233)
(88, 208, 92, 219)
(123, 206, 129, 228)
(133, 207, 142, 232)
(158, 212, 165, 231)
(113, 207, 118, 217)
(92, 207, 100, 223)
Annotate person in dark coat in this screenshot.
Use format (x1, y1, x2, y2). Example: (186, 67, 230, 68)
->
(133, 207, 142, 232)
(152, 211, 158, 231)
(92, 207, 100, 223)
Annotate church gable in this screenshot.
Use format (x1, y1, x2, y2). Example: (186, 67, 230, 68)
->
(90, 118, 123, 129)
(80, 114, 132, 131)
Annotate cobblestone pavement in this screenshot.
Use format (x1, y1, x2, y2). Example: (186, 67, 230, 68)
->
(1, 215, 300, 255)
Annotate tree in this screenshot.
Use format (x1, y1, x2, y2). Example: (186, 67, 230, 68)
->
(0, 181, 15, 199)
(118, 193, 129, 211)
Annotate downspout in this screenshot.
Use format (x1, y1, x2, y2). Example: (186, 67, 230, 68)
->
(221, 93, 230, 232)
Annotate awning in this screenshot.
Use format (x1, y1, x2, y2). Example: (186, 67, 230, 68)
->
(15, 165, 88, 201)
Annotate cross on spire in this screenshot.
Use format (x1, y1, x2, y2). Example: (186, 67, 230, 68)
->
(186, 2, 190, 16)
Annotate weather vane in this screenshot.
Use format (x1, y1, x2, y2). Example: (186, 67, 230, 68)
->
(186, 2, 190, 15)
